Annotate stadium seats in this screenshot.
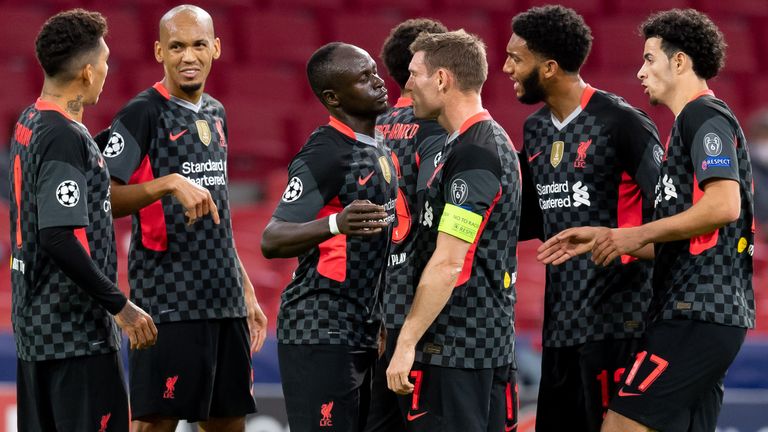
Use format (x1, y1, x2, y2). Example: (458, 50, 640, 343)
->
(329, 12, 404, 63)
(591, 16, 648, 72)
(0, 6, 49, 66)
(242, 11, 323, 68)
(695, 0, 768, 18)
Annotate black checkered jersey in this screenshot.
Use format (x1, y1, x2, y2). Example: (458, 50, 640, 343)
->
(10, 100, 121, 361)
(105, 82, 246, 323)
(522, 86, 662, 347)
(651, 91, 754, 328)
(272, 117, 398, 348)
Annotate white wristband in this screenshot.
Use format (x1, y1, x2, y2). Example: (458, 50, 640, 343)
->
(328, 213, 341, 235)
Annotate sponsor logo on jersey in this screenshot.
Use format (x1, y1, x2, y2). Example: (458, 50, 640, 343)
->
(550, 140, 564, 168)
(98, 413, 111, 432)
(169, 129, 187, 141)
(196, 120, 212, 146)
(654, 174, 677, 207)
(572, 181, 590, 207)
(737, 237, 748, 253)
(282, 177, 303, 202)
(535, 179, 590, 209)
(421, 201, 434, 228)
(407, 411, 428, 421)
(703, 132, 722, 156)
(503, 271, 516, 289)
(104, 132, 125, 157)
(434, 151, 442, 167)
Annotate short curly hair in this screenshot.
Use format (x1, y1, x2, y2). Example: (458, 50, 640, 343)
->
(640, 9, 726, 80)
(35, 9, 107, 80)
(511, 5, 592, 73)
(381, 18, 448, 89)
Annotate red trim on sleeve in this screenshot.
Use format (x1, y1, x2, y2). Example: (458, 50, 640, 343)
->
(74, 228, 91, 256)
(459, 110, 492, 135)
(689, 173, 718, 255)
(328, 117, 357, 140)
(316, 196, 347, 282)
(152, 82, 171, 100)
(394, 97, 413, 108)
(415, 151, 421, 168)
(34, 99, 74, 121)
(129, 155, 168, 251)
(456, 186, 501, 287)
(617, 171, 642, 264)
(580, 85, 596, 109)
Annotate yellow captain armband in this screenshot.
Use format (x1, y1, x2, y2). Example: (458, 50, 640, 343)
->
(438, 203, 483, 243)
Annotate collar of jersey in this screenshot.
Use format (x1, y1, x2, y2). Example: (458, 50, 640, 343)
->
(549, 84, 596, 131)
(152, 81, 203, 112)
(689, 89, 715, 102)
(445, 110, 492, 144)
(328, 116, 376, 146)
(34, 98, 89, 132)
(394, 97, 412, 108)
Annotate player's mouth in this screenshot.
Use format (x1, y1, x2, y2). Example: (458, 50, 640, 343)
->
(179, 68, 201, 79)
(376, 90, 388, 102)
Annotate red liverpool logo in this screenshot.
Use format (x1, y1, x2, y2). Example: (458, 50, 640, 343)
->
(163, 375, 178, 399)
(319, 401, 334, 427)
(98, 412, 111, 432)
(574, 139, 593, 168)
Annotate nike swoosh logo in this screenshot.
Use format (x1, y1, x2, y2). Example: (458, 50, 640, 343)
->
(505, 423, 518, 432)
(618, 388, 642, 397)
(528, 150, 543, 163)
(169, 129, 188, 141)
(406, 411, 428, 421)
(358, 171, 374, 185)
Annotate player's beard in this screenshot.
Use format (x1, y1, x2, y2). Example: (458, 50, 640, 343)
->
(517, 70, 546, 105)
(180, 82, 203, 95)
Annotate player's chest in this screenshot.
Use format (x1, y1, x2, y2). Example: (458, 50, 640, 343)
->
(338, 145, 398, 205)
(155, 111, 227, 158)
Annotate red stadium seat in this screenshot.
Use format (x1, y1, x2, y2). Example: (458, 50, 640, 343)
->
(95, 7, 153, 63)
(426, 11, 501, 68)
(483, 102, 539, 152)
(717, 21, 758, 75)
(591, 16, 647, 72)
(695, 0, 768, 18)
(611, 0, 691, 15)
(222, 66, 309, 107)
(524, 0, 604, 17)
(0, 7, 50, 66)
(437, 0, 520, 12)
(329, 12, 403, 64)
(242, 11, 323, 67)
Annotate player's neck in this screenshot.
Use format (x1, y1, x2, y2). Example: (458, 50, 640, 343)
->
(668, 76, 710, 117)
(439, 91, 484, 134)
(40, 81, 86, 122)
(334, 112, 376, 137)
(163, 78, 204, 104)
(545, 76, 587, 122)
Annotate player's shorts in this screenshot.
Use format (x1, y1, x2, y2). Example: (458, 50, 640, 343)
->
(394, 360, 517, 432)
(17, 352, 129, 432)
(279, 343, 377, 432)
(129, 318, 256, 422)
(364, 328, 405, 432)
(609, 319, 746, 432)
(536, 337, 640, 432)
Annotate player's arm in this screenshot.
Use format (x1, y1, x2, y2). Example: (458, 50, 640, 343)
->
(110, 176, 219, 225)
(591, 179, 738, 265)
(235, 252, 267, 353)
(592, 112, 742, 265)
(39, 227, 157, 349)
(387, 231, 470, 394)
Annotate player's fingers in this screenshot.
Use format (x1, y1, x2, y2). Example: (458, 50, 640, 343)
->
(254, 328, 266, 353)
(127, 328, 138, 350)
(209, 197, 220, 225)
(398, 372, 414, 394)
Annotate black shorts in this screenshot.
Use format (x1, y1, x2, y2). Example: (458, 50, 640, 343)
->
(279, 343, 377, 432)
(364, 328, 405, 432)
(17, 352, 129, 432)
(129, 318, 256, 422)
(395, 360, 517, 432)
(609, 319, 747, 432)
(536, 338, 640, 432)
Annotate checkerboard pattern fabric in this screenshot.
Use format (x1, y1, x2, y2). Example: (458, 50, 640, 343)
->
(375, 100, 446, 330)
(411, 112, 519, 369)
(11, 103, 121, 361)
(652, 94, 754, 328)
(106, 84, 246, 323)
(522, 88, 661, 348)
(273, 122, 398, 349)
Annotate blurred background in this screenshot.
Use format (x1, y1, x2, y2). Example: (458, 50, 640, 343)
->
(0, 0, 766, 430)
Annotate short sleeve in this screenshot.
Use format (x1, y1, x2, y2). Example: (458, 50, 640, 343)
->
(37, 129, 89, 229)
(104, 100, 154, 183)
(616, 107, 663, 202)
(690, 115, 739, 186)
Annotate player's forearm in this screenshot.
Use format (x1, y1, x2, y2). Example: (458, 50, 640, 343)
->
(261, 218, 335, 259)
(109, 176, 178, 218)
(637, 180, 740, 245)
(236, 253, 257, 302)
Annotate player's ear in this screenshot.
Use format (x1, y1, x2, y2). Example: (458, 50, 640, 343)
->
(154, 41, 163, 63)
(542, 59, 558, 79)
(322, 89, 340, 108)
(436, 68, 449, 93)
(212, 37, 221, 60)
(81, 63, 94, 86)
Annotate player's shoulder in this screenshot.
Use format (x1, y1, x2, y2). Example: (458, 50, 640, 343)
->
(588, 88, 652, 126)
(116, 87, 164, 120)
(202, 93, 226, 116)
(33, 114, 87, 160)
(295, 125, 349, 164)
(680, 94, 733, 123)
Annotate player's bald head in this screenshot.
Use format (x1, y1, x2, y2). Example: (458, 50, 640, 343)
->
(158, 4, 214, 42)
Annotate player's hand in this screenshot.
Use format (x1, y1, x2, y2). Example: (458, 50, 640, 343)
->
(114, 300, 158, 350)
(591, 227, 645, 266)
(386, 342, 416, 395)
(244, 286, 268, 353)
(168, 173, 220, 226)
(337, 200, 389, 236)
(537, 226, 608, 265)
